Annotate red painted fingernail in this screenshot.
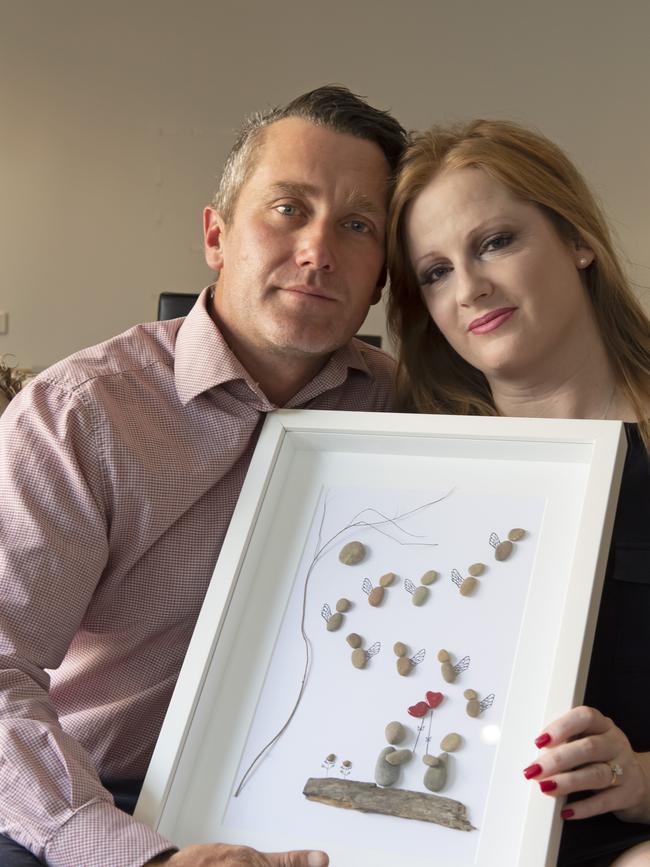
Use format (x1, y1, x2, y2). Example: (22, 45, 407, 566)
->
(561, 808, 574, 819)
(535, 732, 552, 748)
(523, 763, 543, 779)
(539, 780, 557, 793)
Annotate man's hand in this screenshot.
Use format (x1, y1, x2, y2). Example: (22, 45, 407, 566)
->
(145, 843, 329, 867)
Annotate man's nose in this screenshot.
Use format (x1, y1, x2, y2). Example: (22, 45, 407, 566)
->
(295, 221, 336, 272)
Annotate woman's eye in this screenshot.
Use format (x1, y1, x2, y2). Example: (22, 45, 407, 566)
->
(420, 264, 451, 287)
(482, 232, 513, 253)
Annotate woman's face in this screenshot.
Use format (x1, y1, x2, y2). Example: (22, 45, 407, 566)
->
(405, 167, 595, 383)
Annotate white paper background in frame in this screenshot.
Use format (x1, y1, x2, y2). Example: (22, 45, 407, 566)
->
(135, 412, 627, 867)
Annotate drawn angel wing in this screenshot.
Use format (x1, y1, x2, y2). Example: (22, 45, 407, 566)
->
(489, 532, 500, 548)
(480, 693, 496, 712)
(362, 577, 373, 595)
(320, 603, 332, 621)
(453, 655, 471, 674)
(366, 641, 381, 658)
(450, 568, 463, 587)
(404, 578, 417, 594)
(410, 648, 426, 665)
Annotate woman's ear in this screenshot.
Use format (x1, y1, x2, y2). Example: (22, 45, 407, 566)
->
(574, 240, 595, 269)
(203, 207, 226, 272)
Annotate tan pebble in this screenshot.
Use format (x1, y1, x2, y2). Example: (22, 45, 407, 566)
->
(468, 562, 485, 577)
(437, 649, 450, 663)
(326, 612, 343, 631)
(351, 648, 367, 669)
(368, 586, 385, 607)
(422, 754, 438, 767)
(508, 528, 526, 542)
(325, 753, 336, 763)
(495, 540, 513, 561)
(463, 688, 477, 700)
(466, 698, 480, 717)
(460, 576, 478, 596)
(420, 570, 439, 586)
(342, 760, 352, 768)
(385, 721, 405, 745)
(412, 586, 429, 606)
(440, 733, 462, 752)
(441, 661, 456, 683)
(393, 641, 408, 657)
(346, 632, 362, 649)
(336, 597, 351, 613)
(339, 541, 366, 565)
(379, 572, 397, 587)
(385, 749, 413, 766)
(397, 657, 413, 677)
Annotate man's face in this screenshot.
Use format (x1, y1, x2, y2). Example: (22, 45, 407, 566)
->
(204, 118, 390, 365)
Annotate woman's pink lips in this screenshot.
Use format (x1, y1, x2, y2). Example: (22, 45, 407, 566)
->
(468, 307, 517, 334)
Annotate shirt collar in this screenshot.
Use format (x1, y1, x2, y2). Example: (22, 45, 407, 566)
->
(175, 286, 374, 407)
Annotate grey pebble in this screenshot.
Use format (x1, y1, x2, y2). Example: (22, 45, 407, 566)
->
(423, 753, 448, 792)
(441, 661, 456, 683)
(351, 648, 367, 669)
(375, 746, 400, 787)
(412, 586, 429, 606)
(326, 612, 343, 631)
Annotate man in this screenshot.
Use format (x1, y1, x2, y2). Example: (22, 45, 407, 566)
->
(0, 86, 406, 866)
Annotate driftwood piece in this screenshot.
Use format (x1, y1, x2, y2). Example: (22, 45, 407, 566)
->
(303, 777, 475, 832)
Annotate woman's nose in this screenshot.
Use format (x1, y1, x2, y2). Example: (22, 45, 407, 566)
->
(456, 262, 493, 305)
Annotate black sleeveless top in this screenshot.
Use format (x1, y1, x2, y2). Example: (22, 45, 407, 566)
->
(559, 424, 650, 864)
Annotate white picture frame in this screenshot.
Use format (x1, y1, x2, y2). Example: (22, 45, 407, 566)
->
(135, 411, 627, 867)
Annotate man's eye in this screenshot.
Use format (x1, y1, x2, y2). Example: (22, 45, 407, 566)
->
(344, 219, 370, 233)
(420, 264, 451, 287)
(275, 204, 299, 216)
(482, 232, 513, 253)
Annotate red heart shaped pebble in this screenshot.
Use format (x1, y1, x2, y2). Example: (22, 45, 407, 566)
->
(426, 691, 444, 709)
(407, 701, 429, 718)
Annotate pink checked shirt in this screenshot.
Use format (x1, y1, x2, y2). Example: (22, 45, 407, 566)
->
(0, 288, 395, 867)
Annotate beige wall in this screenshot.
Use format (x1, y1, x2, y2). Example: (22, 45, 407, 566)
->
(1, 0, 649, 370)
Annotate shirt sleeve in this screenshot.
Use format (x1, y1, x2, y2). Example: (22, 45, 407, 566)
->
(0, 380, 175, 867)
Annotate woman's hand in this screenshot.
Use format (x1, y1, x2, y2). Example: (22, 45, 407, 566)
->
(523, 706, 650, 823)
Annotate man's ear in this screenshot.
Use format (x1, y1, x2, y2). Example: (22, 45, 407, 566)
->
(203, 206, 226, 272)
(370, 264, 388, 305)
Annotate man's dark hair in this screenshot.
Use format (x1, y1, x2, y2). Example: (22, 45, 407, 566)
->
(212, 84, 407, 223)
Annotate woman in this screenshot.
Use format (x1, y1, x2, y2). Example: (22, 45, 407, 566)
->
(387, 120, 650, 866)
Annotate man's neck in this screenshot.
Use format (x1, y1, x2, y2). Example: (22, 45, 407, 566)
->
(208, 302, 330, 406)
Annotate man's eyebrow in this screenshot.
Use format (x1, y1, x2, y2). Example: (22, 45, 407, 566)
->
(268, 181, 318, 199)
(267, 182, 385, 219)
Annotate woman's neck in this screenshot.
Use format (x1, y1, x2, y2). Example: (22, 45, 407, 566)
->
(488, 342, 635, 421)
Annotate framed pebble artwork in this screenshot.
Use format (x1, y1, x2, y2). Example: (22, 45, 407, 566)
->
(135, 411, 626, 867)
